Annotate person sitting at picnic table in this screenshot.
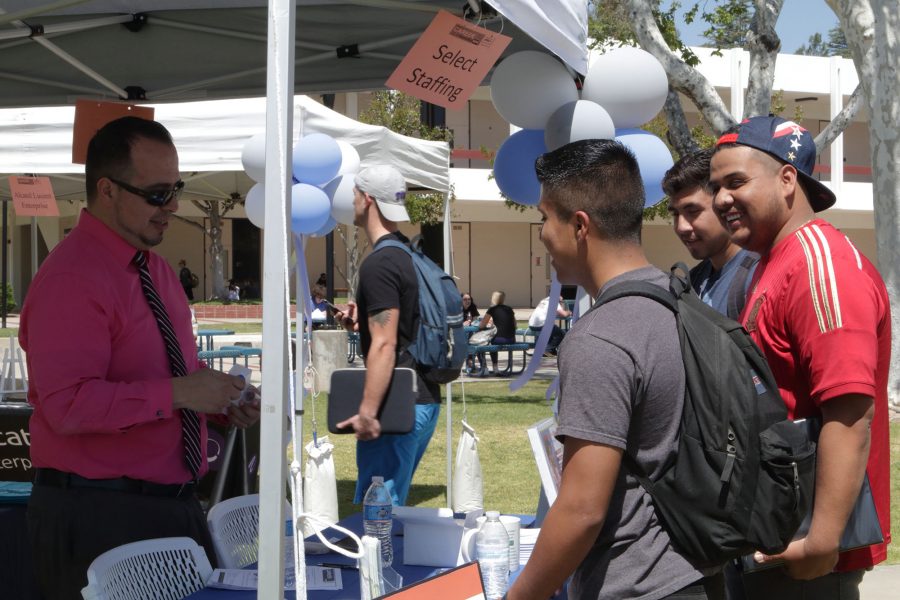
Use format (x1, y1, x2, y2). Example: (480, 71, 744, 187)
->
(477, 290, 517, 375)
(461, 291, 480, 325)
(528, 295, 571, 356)
(310, 283, 330, 328)
(226, 279, 240, 301)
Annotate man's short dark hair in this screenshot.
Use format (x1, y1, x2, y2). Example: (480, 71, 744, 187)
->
(662, 148, 714, 198)
(85, 116, 175, 203)
(535, 139, 645, 243)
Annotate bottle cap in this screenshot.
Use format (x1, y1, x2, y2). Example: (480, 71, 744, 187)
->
(372, 476, 384, 483)
(485, 510, 500, 518)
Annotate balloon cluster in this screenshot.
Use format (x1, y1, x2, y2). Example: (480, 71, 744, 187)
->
(241, 132, 362, 236)
(491, 48, 674, 208)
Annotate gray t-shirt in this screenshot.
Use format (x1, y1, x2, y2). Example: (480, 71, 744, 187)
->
(555, 266, 704, 600)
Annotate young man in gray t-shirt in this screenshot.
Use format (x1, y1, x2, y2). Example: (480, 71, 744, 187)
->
(507, 140, 723, 600)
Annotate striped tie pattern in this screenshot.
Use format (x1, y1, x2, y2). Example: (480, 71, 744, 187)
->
(133, 251, 202, 480)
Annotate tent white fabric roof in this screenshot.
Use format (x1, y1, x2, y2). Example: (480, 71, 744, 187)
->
(0, 1, 588, 107)
(0, 95, 450, 197)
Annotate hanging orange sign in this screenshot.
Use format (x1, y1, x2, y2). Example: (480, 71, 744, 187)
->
(386, 10, 511, 110)
(72, 100, 155, 164)
(8, 176, 59, 217)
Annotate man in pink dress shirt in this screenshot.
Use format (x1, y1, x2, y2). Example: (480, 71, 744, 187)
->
(19, 117, 260, 599)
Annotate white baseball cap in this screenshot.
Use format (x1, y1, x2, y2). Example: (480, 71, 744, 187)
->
(354, 165, 409, 222)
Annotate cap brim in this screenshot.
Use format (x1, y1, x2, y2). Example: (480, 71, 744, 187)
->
(376, 199, 410, 222)
(797, 172, 836, 212)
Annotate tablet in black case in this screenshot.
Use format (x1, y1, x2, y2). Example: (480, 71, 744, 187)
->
(327, 368, 417, 434)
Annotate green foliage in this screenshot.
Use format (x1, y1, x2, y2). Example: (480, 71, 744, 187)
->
(588, 1, 699, 66)
(796, 26, 851, 58)
(2, 283, 15, 313)
(698, 0, 753, 51)
(358, 91, 453, 225)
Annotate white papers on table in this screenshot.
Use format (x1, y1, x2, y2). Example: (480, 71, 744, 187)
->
(207, 567, 343, 591)
(519, 528, 540, 566)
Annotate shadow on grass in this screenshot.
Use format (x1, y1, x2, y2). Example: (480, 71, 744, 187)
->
(337, 479, 446, 514)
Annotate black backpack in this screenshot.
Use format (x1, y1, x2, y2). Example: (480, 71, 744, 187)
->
(593, 264, 816, 567)
(374, 238, 467, 384)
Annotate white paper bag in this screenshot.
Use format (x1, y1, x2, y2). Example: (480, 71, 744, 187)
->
(301, 436, 339, 538)
(451, 421, 484, 513)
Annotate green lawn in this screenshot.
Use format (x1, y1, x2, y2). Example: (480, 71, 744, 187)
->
(299, 385, 900, 565)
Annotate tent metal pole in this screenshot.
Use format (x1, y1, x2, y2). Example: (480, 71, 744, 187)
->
(0, 0, 94, 25)
(0, 15, 133, 41)
(19, 23, 128, 98)
(257, 0, 297, 597)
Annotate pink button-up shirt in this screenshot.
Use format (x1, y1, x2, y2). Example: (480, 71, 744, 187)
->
(20, 209, 209, 484)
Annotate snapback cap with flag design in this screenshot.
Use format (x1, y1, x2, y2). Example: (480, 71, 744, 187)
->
(716, 115, 836, 212)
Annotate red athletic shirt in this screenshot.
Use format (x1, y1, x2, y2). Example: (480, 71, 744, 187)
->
(740, 219, 891, 571)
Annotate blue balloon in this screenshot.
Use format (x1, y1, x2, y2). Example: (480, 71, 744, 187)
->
(614, 128, 674, 207)
(291, 183, 332, 234)
(292, 133, 342, 186)
(311, 216, 337, 237)
(493, 129, 547, 206)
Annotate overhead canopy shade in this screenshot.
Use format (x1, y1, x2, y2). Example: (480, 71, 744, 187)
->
(0, 1, 587, 108)
(0, 95, 450, 196)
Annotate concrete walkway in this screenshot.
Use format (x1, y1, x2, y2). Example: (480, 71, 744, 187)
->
(861, 563, 900, 599)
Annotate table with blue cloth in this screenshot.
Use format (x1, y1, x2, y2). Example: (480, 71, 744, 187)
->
(187, 513, 540, 599)
(197, 328, 236, 351)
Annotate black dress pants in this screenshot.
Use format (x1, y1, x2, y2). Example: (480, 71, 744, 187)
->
(27, 483, 216, 600)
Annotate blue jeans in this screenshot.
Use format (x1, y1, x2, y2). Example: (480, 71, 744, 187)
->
(353, 403, 441, 505)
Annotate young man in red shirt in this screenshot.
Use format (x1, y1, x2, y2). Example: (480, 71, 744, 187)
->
(710, 115, 891, 599)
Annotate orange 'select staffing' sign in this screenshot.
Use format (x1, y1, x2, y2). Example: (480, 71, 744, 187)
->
(386, 10, 511, 110)
(7, 176, 59, 217)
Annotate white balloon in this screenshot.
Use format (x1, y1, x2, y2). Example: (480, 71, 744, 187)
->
(490, 51, 579, 129)
(324, 174, 357, 225)
(241, 133, 267, 182)
(581, 47, 669, 129)
(544, 100, 616, 151)
(336, 140, 361, 176)
(244, 183, 266, 229)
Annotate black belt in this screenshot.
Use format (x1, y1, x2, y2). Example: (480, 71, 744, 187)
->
(34, 468, 195, 499)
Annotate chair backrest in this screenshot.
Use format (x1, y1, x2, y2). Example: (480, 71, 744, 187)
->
(80, 537, 212, 600)
(206, 493, 263, 569)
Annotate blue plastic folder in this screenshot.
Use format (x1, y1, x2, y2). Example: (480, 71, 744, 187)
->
(741, 418, 883, 572)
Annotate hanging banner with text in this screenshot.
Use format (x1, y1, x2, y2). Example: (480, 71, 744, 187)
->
(386, 10, 511, 110)
(7, 176, 59, 217)
(0, 403, 33, 482)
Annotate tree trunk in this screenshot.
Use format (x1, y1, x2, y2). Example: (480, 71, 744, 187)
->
(206, 204, 227, 300)
(743, 0, 783, 118)
(830, 0, 900, 409)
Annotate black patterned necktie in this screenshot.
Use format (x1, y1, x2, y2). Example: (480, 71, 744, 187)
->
(133, 251, 202, 480)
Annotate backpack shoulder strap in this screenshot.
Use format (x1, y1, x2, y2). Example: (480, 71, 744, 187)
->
(373, 238, 413, 256)
(592, 280, 678, 315)
(725, 254, 756, 321)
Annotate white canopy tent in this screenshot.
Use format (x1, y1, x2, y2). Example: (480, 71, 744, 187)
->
(0, 1, 589, 596)
(0, 94, 450, 196)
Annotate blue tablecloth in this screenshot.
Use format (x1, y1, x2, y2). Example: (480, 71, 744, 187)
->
(186, 513, 443, 600)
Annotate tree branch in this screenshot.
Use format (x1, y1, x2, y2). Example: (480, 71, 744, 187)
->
(744, 0, 783, 117)
(622, 0, 735, 133)
(663, 87, 700, 156)
(814, 82, 865, 151)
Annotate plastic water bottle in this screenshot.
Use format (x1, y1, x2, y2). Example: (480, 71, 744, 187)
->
(363, 476, 393, 567)
(476, 511, 509, 599)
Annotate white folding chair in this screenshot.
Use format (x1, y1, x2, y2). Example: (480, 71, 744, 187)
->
(207, 493, 293, 569)
(80, 536, 212, 600)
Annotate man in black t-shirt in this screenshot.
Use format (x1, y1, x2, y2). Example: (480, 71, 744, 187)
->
(334, 165, 440, 506)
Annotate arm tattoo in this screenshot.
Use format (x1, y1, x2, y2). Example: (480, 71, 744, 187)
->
(370, 310, 393, 327)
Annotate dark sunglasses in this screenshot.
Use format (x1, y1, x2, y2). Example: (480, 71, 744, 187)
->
(109, 177, 185, 207)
